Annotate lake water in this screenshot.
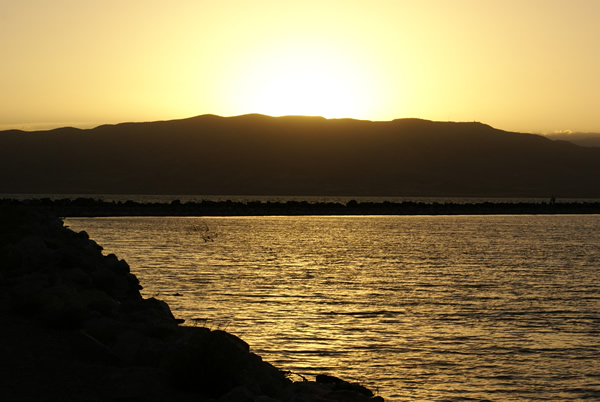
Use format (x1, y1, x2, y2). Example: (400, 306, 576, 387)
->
(65, 215, 600, 401)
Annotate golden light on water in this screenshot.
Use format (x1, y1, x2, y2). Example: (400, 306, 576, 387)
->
(65, 215, 600, 400)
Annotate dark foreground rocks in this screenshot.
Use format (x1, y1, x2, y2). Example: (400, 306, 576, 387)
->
(0, 205, 383, 401)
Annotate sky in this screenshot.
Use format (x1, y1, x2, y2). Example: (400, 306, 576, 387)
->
(2, 0, 599, 134)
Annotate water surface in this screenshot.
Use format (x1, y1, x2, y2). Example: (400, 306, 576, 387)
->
(66, 215, 600, 400)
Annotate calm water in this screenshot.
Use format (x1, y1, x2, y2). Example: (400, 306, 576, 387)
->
(65, 215, 600, 401)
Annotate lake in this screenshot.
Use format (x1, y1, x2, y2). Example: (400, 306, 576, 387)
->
(65, 214, 600, 401)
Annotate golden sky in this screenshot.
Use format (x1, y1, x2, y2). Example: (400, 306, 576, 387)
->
(2, 0, 599, 133)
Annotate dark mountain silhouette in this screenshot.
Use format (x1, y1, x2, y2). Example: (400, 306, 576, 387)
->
(1, 114, 599, 197)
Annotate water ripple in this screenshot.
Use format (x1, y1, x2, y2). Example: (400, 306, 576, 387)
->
(66, 215, 600, 401)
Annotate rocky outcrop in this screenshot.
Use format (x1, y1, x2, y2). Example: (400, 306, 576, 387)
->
(0, 205, 383, 401)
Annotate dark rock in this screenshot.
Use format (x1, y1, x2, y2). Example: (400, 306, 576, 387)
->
(218, 385, 256, 402)
(79, 288, 119, 315)
(70, 329, 120, 364)
(103, 253, 120, 269)
(316, 374, 374, 397)
(83, 316, 130, 345)
(109, 366, 173, 401)
(0, 206, 384, 401)
(279, 381, 334, 400)
(40, 291, 89, 328)
(112, 329, 147, 365)
(316, 374, 344, 385)
(325, 389, 378, 401)
(62, 267, 93, 288)
(8, 273, 52, 315)
(255, 395, 281, 402)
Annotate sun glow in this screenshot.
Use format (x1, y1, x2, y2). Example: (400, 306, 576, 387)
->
(229, 40, 381, 119)
(4, 2, 600, 132)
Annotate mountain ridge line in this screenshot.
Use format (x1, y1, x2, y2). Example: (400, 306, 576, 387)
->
(2, 114, 599, 197)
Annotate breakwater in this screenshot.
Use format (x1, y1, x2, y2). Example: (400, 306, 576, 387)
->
(3, 197, 600, 216)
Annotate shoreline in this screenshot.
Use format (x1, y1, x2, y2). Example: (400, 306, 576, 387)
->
(0, 205, 384, 401)
(3, 197, 600, 216)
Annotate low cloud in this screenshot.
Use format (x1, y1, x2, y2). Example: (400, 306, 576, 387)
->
(542, 129, 573, 136)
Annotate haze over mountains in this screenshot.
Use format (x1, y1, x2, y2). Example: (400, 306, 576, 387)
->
(542, 132, 600, 148)
(2, 114, 599, 197)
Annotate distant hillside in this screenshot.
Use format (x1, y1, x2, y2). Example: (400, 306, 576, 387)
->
(1, 114, 599, 197)
(542, 132, 600, 148)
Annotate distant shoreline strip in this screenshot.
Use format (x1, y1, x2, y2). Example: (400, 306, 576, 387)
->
(3, 198, 600, 216)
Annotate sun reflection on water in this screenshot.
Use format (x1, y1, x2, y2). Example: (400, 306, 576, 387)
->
(65, 215, 600, 400)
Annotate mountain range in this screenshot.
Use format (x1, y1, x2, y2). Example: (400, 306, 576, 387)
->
(1, 114, 599, 197)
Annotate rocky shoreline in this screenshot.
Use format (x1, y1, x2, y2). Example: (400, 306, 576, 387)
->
(0, 205, 383, 401)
